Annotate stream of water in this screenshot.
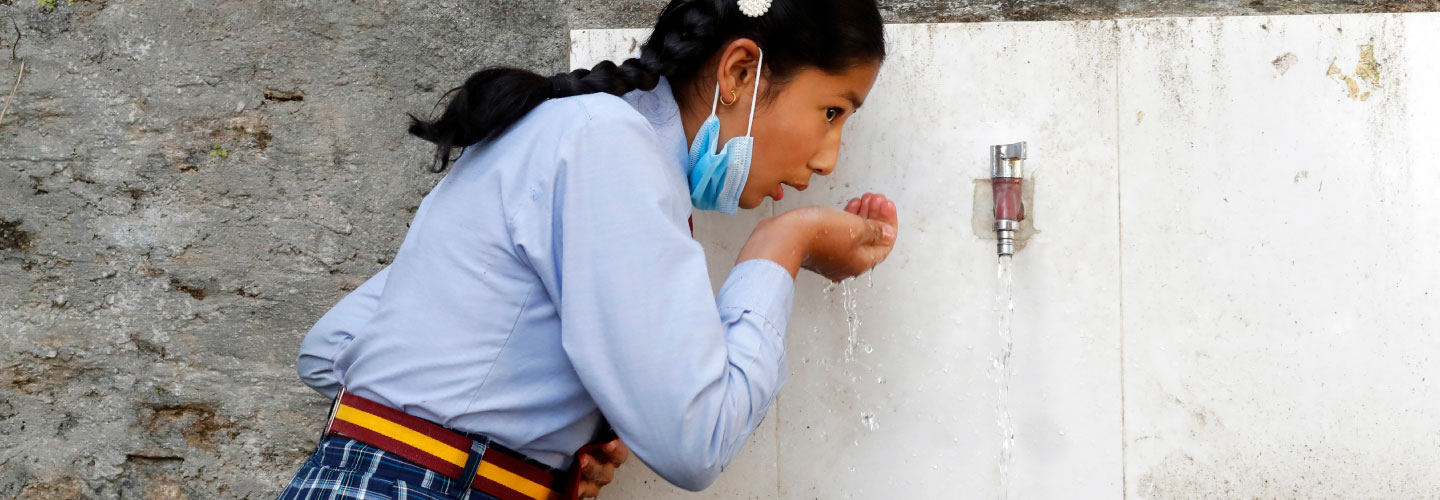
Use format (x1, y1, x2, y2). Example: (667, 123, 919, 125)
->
(842, 277, 862, 362)
(994, 254, 1016, 500)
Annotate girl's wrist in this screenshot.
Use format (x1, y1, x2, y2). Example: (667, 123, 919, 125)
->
(736, 210, 816, 279)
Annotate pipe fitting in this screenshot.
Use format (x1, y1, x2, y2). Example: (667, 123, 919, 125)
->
(990, 142, 1027, 257)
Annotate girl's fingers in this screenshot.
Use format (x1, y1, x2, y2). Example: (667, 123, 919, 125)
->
(845, 198, 862, 215)
(862, 195, 898, 227)
(880, 199, 899, 227)
(601, 440, 631, 466)
(581, 462, 615, 484)
(579, 455, 596, 478)
(580, 454, 613, 479)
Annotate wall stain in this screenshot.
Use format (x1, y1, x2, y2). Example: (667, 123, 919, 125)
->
(1326, 44, 1383, 101)
(1355, 43, 1381, 87)
(1271, 52, 1298, 76)
(169, 277, 208, 300)
(3, 354, 88, 396)
(140, 403, 232, 453)
(0, 218, 34, 252)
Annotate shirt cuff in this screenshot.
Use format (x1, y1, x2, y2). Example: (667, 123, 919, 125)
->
(717, 259, 797, 341)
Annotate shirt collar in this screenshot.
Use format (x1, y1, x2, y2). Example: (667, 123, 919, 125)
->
(622, 76, 688, 174)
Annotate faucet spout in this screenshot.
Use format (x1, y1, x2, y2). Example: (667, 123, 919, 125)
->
(990, 142, 1027, 257)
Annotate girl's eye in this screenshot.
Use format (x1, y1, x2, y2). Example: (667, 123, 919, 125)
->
(826, 107, 844, 122)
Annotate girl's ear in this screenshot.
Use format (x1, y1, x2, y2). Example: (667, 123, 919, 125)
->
(714, 38, 763, 103)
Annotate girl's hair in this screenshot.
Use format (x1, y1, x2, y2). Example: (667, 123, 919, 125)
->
(407, 0, 886, 172)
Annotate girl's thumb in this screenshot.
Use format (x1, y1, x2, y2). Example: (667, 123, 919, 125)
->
(867, 219, 896, 245)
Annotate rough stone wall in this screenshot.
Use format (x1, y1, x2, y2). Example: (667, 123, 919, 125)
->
(576, 0, 1439, 27)
(0, 1, 568, 497)
(0, 1, 1432, 498)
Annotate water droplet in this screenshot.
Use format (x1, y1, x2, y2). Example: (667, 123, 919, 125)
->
(860, 411, 879, 431)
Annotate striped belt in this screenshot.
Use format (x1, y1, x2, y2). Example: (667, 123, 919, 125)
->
(323, 388, 567, 500)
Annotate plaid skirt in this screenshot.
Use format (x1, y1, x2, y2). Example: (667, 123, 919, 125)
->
(277, 436, 503, 500)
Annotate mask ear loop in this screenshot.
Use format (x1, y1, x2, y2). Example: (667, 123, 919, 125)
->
(709, 47, 765, 135)
(745, 48, 764, 138)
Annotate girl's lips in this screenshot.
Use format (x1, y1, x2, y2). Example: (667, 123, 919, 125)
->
(772, 184, 785, 201)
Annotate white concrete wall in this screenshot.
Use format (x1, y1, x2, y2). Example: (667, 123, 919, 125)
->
(571, 13, 1440, 499)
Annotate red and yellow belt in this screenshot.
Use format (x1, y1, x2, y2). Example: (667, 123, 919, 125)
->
(324, 388, 567, 500)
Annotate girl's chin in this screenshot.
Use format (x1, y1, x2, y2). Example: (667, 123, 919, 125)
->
(737, 185, 784, 210)
(737, 193, 765, 210)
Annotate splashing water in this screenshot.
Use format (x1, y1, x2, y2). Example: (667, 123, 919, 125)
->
(993, 255, 1016, 500)
(841, 278, 862, 361)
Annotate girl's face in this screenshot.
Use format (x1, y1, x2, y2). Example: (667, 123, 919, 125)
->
(679, 40, 882, 210)
(739, 62, 881, 208)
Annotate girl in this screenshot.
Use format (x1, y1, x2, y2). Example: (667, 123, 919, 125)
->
(280, 0, 897, 498)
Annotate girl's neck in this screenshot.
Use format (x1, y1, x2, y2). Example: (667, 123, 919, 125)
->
(674, 81, 707, 148)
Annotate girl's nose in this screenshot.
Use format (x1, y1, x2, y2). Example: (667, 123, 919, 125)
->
(809, 133, 842, 175)
(810, 155, 836, 176)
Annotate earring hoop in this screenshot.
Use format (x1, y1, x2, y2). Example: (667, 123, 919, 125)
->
(720, 88, 738, 106)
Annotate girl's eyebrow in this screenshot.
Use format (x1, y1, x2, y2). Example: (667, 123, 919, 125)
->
(841, 90, 864, 110)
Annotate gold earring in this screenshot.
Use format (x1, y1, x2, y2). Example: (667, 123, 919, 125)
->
(720, 88, 738, 106)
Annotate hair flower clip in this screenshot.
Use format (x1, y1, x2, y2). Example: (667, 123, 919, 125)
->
(737, 0, 771, 17)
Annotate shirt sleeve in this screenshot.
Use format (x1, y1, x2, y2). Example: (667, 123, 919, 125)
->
(297, 265, 391, 399)
(530, 98, 795, 491)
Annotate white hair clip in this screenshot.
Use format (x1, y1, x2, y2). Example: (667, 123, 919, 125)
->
(737, 0, 771, 17)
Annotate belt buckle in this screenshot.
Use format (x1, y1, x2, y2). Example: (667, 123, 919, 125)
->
(321, 386, 346, 441)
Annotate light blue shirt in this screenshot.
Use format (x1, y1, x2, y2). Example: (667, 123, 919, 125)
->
(296, 77, 794, 491)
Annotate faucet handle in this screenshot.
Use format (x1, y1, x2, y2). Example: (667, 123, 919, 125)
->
(990, 141, 1027, 178)
(991, 142, 1027, 161)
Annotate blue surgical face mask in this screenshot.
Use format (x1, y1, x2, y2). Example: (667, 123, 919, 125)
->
(687, 49, 764, 215)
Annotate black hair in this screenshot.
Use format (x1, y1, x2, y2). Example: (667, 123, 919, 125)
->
(407, 0, 886, 172)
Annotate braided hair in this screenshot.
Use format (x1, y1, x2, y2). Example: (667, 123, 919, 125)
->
(407, 0, 886, 172)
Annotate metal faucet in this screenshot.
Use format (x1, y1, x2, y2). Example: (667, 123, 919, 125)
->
(991, 142, 1027, 257)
